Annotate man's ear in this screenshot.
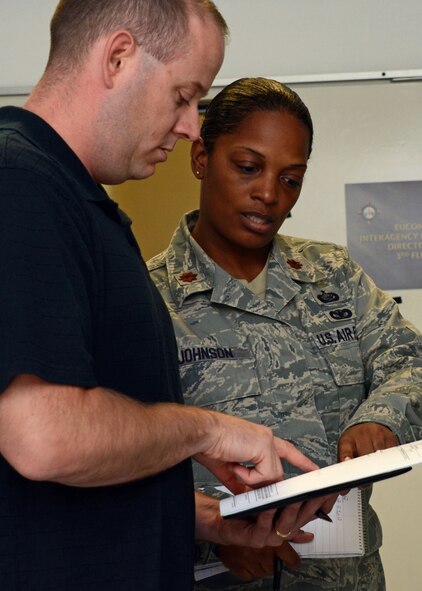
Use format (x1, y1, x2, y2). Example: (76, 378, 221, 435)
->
(102, 30, 138, 88)
(190, 137, 208, 179)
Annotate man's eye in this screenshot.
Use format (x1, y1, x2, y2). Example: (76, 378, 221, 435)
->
(177, 94, 191, 106)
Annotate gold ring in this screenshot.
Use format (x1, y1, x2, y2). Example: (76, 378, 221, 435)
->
(275, 529, 292, 540)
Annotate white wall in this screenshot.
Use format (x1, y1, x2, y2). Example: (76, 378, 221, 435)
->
(0, 0, 56, 92)
(283, 80, 422, 329)
(1, 3, 421, 589)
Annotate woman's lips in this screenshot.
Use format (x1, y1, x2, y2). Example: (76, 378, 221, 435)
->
(241, 212, 275, 233)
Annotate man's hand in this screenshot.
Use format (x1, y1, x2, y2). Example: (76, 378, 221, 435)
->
(195, 412, 318, 493)
(195, 491, 337, 550)
(338, 423, 398, 461)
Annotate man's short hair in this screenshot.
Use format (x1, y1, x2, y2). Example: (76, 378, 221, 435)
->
(47, 0, 228, 71)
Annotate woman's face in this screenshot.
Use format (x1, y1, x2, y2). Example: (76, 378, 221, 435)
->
(191, 110, 310, 257)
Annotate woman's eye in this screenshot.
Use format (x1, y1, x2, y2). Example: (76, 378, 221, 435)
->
(236, 164, 258, 174)
(283, 177, 303, 189)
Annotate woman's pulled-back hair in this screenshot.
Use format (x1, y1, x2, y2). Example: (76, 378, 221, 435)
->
(201, 77, 314, 157)
(47, 0, 227, 71)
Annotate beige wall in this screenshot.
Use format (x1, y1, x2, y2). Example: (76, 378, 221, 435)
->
(107, 140, 199, 261)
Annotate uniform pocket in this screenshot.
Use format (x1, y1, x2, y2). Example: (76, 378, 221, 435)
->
(311, 323, 365, 386)
(179, 343, 262, 415)
(321, 342, 365, 386)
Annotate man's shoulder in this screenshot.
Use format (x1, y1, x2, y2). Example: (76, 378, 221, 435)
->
(0, 109, 56, 179)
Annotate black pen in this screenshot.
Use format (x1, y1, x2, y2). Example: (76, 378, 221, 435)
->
(315, 509, 333, 523)
(273, 555, 283, 591)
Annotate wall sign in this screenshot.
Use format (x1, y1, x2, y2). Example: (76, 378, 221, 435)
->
(345, 181, 422, 290)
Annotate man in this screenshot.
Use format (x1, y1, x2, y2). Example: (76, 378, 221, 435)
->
(0, 1, 333, 589)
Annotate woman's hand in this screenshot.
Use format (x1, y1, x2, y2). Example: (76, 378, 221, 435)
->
(216, 540, 302, 581)
(338, 423, 398, 461)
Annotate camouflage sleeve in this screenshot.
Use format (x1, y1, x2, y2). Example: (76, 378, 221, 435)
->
(342, 255, 422, 443)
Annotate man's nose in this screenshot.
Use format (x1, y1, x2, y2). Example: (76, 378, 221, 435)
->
(173, 107, 200, 142)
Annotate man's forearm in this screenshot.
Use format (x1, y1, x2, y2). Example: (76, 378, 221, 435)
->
(0, 374, 216, 486)
(0, 374, 317, 491)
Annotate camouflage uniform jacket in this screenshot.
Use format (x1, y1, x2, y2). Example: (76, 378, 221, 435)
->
(148, 211, 422, 560)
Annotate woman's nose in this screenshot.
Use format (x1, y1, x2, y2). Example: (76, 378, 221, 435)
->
(251, 175, 278, 204)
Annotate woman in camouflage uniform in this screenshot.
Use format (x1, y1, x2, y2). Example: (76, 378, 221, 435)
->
(148, 77, 422, 591)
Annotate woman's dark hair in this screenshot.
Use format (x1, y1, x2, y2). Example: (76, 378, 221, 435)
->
(201, 77, 313, 157)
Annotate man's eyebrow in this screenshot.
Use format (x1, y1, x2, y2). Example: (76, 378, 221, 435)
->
(190, 81, 207, 96)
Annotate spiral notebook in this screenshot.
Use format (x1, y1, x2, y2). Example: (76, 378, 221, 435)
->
(290, 488, 364, 557)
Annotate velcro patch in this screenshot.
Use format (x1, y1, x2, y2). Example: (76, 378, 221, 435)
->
(313, 324, 357, 348)
(178, 346, 252, 365)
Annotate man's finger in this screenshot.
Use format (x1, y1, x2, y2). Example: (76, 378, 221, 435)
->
(274, 438, 318, 472)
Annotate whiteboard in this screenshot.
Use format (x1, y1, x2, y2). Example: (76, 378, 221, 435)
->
(214, 0, 422, 80)
(2, 0, 422, 93)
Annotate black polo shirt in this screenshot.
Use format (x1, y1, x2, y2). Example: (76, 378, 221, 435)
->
(0, 107, 194, 590)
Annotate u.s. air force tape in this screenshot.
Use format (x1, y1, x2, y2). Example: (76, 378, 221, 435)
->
(313, 324, 357, 348)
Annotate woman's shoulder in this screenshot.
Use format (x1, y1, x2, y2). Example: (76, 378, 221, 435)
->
(146, 250, 172, 295)
(276, 233, 350, 262)
(147, 249, 168, 273)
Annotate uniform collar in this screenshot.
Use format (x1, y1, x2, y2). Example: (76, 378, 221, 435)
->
(165, 211, 330, 310)
(165, 211, 214, 306)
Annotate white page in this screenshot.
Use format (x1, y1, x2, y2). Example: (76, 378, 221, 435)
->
(290, 488, 364, 557)
(221, 440, 422, 518)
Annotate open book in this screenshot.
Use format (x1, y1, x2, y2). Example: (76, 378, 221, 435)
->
(220, 440, 422, 519)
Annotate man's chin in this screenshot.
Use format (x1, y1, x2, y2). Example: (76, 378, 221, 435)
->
(129, 161, 157, 181)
